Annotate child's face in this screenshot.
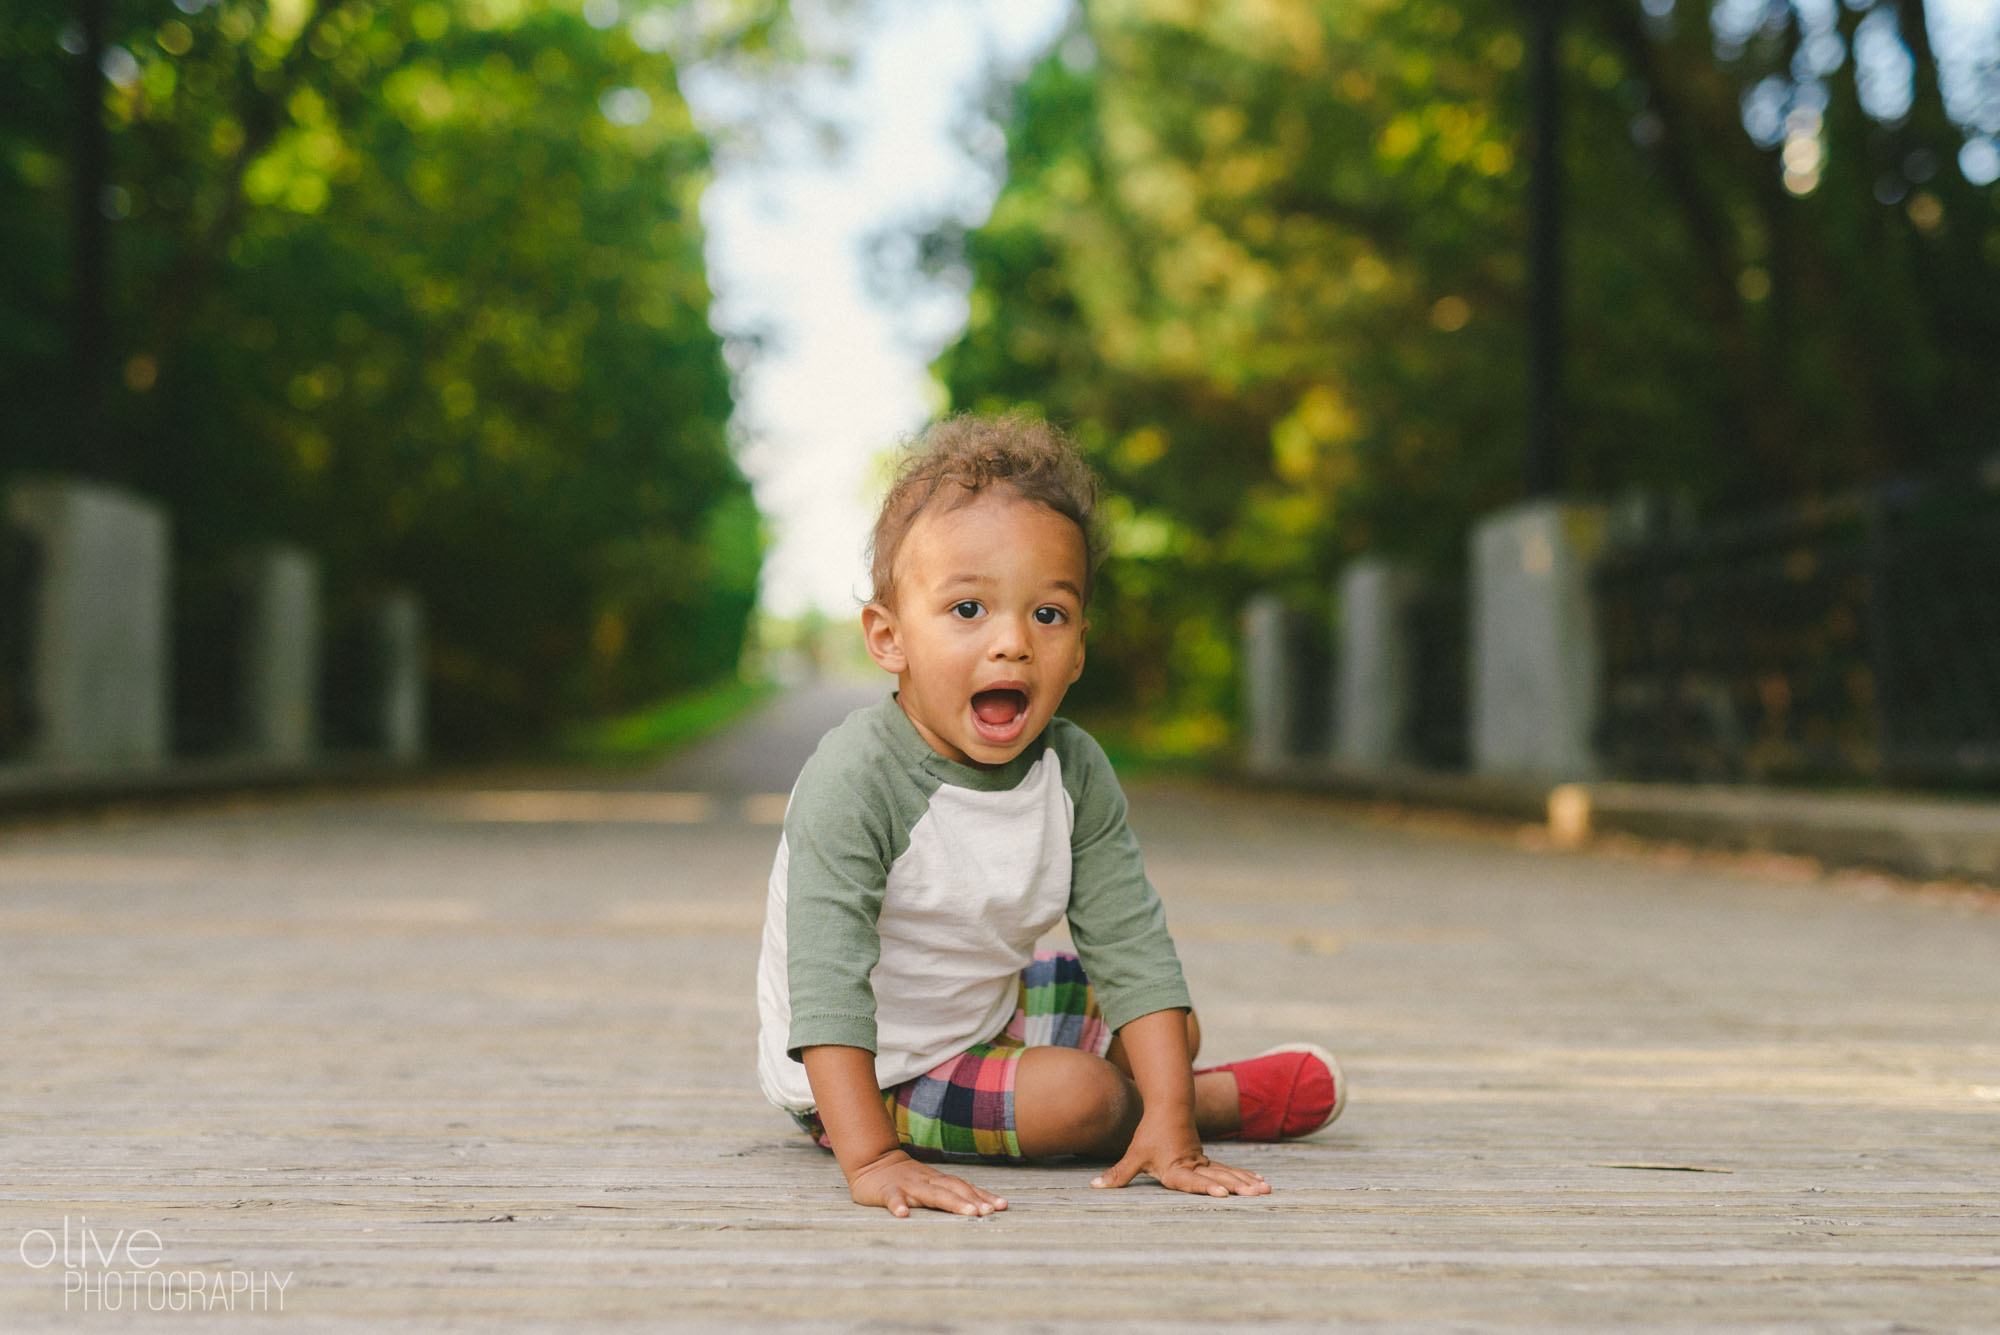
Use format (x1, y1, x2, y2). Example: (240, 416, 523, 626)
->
(861, 487, 1089, 769)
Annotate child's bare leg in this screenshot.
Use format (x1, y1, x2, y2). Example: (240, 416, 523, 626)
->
(1012, 1047, 1141, 1158)
(1104, 1010, 1241, 1138)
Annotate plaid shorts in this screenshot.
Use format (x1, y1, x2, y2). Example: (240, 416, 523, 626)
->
(791, 951, 1113, 1163)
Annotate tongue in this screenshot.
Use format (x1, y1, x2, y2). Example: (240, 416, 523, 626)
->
(973, 690, 1025, 725)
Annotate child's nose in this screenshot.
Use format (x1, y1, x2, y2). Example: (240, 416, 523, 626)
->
(987, 613, 1030, 660)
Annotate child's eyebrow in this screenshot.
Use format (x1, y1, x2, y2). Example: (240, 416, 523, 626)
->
(940, 573, 1083, 602)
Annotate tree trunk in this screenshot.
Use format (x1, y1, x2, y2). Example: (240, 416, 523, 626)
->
(1525, 0, 1565, 498)
(68, 0, 114, 482)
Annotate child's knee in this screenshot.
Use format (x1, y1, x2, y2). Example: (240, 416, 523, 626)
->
(1015, 1049, 1140, 1157)
(1056, 1053, 1139, 1131)
(1075, 1059, 1141, 1134)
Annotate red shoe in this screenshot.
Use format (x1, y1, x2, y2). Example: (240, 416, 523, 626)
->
(1199, 1043, 1346, 1141)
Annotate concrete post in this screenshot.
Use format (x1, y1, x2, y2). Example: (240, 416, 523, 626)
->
(1469, 499, 1608, 778)
(240, 545, 320, 765)
(1242, 593, 1296, 775)
(5, 478, 171, 769)
(1335, 557, 1422, 769)
(380, 591, 425, 765)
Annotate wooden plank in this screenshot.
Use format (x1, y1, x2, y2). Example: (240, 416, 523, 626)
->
(2, 760, 1997, 1329)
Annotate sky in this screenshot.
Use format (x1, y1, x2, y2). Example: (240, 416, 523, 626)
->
(682, 0, 1075, 620)
(683, 0, 1999, 621)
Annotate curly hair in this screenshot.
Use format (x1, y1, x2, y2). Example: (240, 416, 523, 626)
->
(866, 412, 1104, 609)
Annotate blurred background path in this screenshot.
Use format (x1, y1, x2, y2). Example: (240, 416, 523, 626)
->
(636, 679, 880, 797)
(4, 683, 1997, 1330)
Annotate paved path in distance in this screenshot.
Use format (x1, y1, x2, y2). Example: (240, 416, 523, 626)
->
(4, 683, 1997, 1330)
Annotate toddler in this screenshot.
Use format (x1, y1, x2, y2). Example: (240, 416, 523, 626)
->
(755, 413, 1344, 1217)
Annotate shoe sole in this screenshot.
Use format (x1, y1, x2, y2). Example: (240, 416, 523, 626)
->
(1249, 1042, 1347, 1135)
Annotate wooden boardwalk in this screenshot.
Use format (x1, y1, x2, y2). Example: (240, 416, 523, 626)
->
(4, 685, 1997, 1330)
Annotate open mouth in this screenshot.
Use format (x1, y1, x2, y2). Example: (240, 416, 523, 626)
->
(970, 688, 1030, 744)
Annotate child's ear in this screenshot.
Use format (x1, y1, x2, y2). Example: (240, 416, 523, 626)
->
(1067, 618, 1088, 684)
(860, 601, 907, 676)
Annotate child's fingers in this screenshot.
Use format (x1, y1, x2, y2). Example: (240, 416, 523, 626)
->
(1204, 1168, 1268, 1196)
(1207, 1166, 1271, 1195)
(1161, 1161, 1269, 1198)
(1200, 1160, 1271, 1195)
(912, 1172, 1004, 1216)
(1090, 1156, 1142, 1190)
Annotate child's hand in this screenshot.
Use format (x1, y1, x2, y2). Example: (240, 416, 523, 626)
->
(848, 1148, 1009, 1218)
(1090, 1116, 1270, 1198)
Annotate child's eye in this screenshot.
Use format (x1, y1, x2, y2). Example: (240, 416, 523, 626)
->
(1034, 606, 1067, 625)
(952, 601, 984, 619)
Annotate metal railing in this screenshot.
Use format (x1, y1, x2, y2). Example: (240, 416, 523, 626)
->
(1593, 460, 2000, 785)
(1401, 574, 1468, 771)
(171, 559, 253, 757)
(0, 530, 37, 758)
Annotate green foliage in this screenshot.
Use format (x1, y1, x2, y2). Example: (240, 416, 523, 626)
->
(931, 0, 1999, 743)
(559, 672, 779, 762)
(1, 0, 782, 753)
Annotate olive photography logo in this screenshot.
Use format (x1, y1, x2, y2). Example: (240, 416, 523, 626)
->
(17, 1216, 293, 1313)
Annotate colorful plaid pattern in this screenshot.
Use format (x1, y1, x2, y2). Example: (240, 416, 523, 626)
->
(792, 951, 1112, 1163)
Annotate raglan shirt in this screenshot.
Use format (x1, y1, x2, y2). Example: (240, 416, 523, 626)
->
(755, 694, 1191, 1112)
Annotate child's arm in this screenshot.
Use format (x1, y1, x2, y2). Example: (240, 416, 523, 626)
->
(1088, 1009, 1271, 1197)
(801, 1045, 1008, 1218)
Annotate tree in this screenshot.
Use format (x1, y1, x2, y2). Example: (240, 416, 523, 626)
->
(2, 1, 789, 750)
(928, 0, 1999, 743)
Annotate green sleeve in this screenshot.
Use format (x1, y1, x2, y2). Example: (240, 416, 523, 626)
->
(1055, 722, 1192, 1032)
(782, 743, 898, 1059)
